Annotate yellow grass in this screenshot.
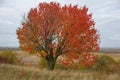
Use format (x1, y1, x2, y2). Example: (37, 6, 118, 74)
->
(93, 52, 120, 61)
(0, 64, 120, 80)
(0, 50, 120, 80)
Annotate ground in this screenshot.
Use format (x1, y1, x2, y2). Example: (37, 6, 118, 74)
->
(0, 50, 120, 80)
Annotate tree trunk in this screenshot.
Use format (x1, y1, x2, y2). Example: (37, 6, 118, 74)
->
(47, 61, 55, 70)
(46, 55, 57, 70)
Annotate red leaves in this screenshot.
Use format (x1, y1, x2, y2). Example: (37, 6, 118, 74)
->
(16, 2, 100, 68)
(81, 53, 97, 66)
(59, 52, 98, 67)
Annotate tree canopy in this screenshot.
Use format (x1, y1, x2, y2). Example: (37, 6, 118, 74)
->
(17, 2, 100, 70)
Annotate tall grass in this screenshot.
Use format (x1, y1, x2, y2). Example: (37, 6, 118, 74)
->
(0, 64, 120, 80)
(0, 51, 120, 80)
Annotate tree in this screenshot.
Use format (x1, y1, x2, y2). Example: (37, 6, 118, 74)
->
(17, 2, 100, 70)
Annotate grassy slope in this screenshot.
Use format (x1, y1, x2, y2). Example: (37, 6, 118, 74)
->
(0, 64, 120, 80)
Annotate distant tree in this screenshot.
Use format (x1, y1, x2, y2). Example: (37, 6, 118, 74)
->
(17, 2, 100, 70)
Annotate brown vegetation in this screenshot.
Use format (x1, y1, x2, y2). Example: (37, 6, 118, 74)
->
(0, 50, 120, 80)
(0, 63, 120, 80)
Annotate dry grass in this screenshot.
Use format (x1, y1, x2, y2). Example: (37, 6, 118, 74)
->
(11, 51, 39, 67)
(93, 52, 120, 61)
(0, 64, 120, 80)
(0, 50, 120, 80)
(1, 50, 119, 66)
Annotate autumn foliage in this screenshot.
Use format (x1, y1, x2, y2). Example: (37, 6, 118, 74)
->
(17, 2, 99, 70)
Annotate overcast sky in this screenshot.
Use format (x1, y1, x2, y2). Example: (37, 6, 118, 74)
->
(0, 0, 120, 48)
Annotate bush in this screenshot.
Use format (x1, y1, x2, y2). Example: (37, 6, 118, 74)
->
(64, 63, 88, 70)
(55, 63, 65, 70)
(55, 62, 88, 70)
(114, 59, 120, 73)
(39, 58, 48, 68)
(0, 50, 18, 64)
(39, 58, 65, 70)
(117, 59, 120, 64)
(91, 55, 117, 73)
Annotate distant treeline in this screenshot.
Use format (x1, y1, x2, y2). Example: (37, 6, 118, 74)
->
(99, 48, 120, 54)
(0, 47, 120, 54)
(0, 47, 21, 51)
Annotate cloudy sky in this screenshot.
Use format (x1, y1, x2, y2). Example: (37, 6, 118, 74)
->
(0, 0, 120, 48)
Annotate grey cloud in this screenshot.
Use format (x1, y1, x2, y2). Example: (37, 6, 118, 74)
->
(0, 34, 19, 47)
(0, 0, 120, 48)
(0, 0, 5, 7)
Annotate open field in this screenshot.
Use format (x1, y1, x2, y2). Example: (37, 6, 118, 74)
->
(13, 50, 120, 66)
(0, 49, 120, 80)
(0, 64, 120, 80)
(14, 51, 40, 67)
(0, 50, 119, 67)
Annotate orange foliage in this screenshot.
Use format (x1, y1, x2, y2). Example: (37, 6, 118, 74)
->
(17, 2, 100, 68)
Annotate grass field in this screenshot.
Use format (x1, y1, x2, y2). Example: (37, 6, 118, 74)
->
(0, 50, 120, 80)
(0, 64, 120, 80)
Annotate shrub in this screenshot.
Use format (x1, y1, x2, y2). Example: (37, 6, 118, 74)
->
(54, 63, 64, 70)
(117, 59, 120, 64)
(113, 59, 120, 73)
(39, 58, 65, 70)
(91, 55, 117, 73)
(55, 63, 88, 70)
(63, 63, 87, 70)
(38, 58, 48, 68)
(0, 50, 18, 64)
